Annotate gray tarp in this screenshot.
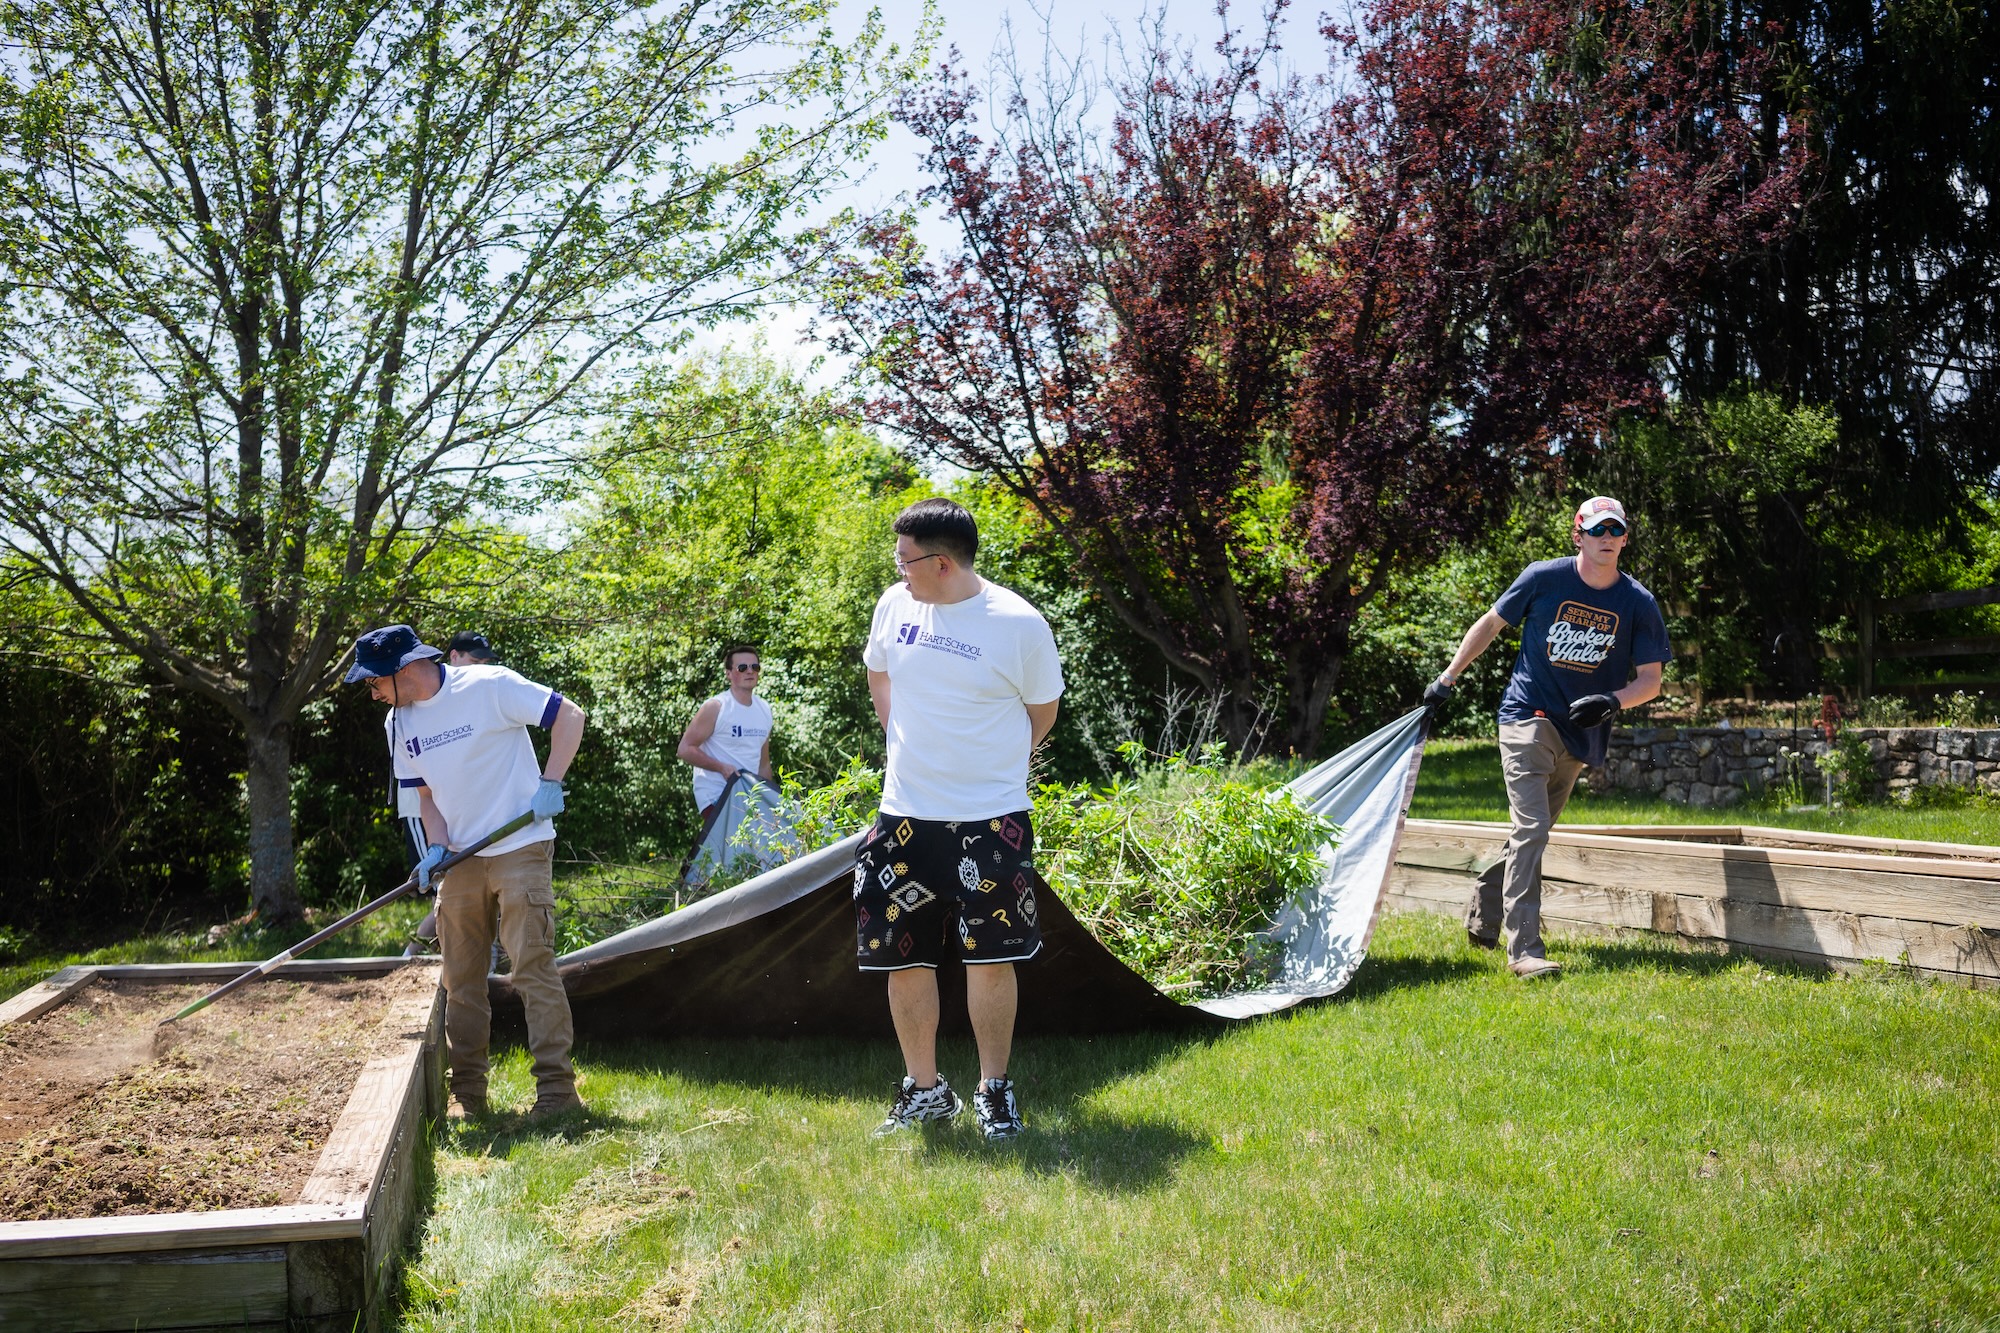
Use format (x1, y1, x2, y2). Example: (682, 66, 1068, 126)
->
(683, 774, 799, 889)
(515, 709, 1429, 1038)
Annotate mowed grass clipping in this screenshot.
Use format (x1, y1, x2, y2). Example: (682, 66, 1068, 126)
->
(396, 912, 2000, 1331)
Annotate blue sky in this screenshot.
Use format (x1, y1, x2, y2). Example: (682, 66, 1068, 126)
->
(726, 0, 1333, 370)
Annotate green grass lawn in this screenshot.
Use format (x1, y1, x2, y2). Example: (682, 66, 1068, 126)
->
(400, 911, 2000, 1331)
(1413, 738, 2000, 846)
(7, 749, 1998, 1329)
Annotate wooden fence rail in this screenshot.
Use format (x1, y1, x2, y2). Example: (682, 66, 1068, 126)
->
(1857, 582, 2000, 695)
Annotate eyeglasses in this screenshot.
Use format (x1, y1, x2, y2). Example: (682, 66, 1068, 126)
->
(894, 552, 946, 576)
(731, 662, 762, 673)
(1582, 520, 1627, 538)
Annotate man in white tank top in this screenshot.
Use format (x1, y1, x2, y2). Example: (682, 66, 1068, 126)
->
(677, 644, 774, 818)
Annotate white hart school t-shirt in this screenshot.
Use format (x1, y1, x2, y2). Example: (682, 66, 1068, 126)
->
(388, 663, 563, 856)
(863, 579, 1064, 821)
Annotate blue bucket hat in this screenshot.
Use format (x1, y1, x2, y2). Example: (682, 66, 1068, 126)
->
(345, 624, 443, 683)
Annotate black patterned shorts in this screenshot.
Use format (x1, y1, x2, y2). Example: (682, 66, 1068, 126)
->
(853, 811, 1044, 970)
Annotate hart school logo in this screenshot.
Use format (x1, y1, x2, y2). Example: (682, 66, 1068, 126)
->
(893, 622, 983, 661)
(1547, 601, 1619, 671)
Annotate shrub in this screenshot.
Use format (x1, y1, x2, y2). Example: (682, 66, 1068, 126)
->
(549, 747, 1337, 999)
(1032, 744, 1336, 997)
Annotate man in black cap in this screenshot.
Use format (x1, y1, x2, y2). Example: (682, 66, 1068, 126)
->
(448, 631, 498, 666)
(347, 624, 587, 1120)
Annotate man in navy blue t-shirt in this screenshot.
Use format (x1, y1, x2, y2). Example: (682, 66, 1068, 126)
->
(1423, 496, 1672, 978)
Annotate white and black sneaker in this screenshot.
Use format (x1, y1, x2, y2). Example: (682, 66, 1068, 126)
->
(872, 1075, 963, 1137)
(973, 1077, 1024, 1140)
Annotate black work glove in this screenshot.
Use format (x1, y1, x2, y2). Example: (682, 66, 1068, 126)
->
(1420, 678, 1453, 736)
(1568, 693, 1620, 728)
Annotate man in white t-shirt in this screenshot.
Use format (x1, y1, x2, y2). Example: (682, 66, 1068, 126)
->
(347, 624, 588, 1121)
(857, 498, 1063, 1141)
(676, 644, 775, 820)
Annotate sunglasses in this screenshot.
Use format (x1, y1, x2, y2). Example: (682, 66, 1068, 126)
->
(731, 662, 762, 673)
(1582, 520, 1627, 538)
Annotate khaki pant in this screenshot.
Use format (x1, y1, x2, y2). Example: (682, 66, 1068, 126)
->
(435, 839, 575, 1101)
(1465, 718, 1586, 962)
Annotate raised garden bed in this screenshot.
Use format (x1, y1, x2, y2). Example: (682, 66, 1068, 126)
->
(1391, 820, 2000, 984)
(0, 958, 443, 1333)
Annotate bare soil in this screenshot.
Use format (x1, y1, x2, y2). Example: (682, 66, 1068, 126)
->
(0, 968, 436, 1221)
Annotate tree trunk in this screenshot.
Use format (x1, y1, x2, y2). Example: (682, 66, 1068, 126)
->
(244, 717, 302, 923)
(1219, 651, 1345, 762)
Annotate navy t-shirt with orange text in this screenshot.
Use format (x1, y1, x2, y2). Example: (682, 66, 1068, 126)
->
(1493, 558, 1672, 766)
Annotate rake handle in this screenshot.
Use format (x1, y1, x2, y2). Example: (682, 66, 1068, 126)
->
(162, 809, 538, 1024)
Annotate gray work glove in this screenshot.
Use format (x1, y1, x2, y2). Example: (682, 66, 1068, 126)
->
(413, 843, 447, 893)
(530, 777, 566, 820)
(1569, 694, 1621, 728)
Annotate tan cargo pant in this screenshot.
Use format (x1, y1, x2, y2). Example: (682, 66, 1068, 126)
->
(435, 839, 576, 1102)
(1465, 718, 1586, 962)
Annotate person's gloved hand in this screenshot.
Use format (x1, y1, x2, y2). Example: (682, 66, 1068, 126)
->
(1569, 693, 1621, 728)
(1419, 677, 1454, 737)
(530, 777, 566, 820)
(413, 843, 448, 894)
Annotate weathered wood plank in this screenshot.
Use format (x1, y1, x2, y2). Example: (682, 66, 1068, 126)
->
(0, 966, 97, 1028)
(298, 1055, 413, 1207)
(1389, 863, 2000, 981)
(1532, 843, 2000, 928)
(0, 1245, 288, 1331)
(287, 1236, 367, 1331)
(0, 1205, 364, 1259)
(1400, 820, 2000, 912)
(364, 1051, 431, 1325)
(1731, 825, 2000, 860)
(1662, 893, 2000, 979)
(1407, 818, 2000, 867)
(89, 957, 424, 981)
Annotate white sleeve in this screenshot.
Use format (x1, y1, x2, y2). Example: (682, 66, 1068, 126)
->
(1018, 615, 1065, 706)
(862, 587, 896, 672)
(489, 666, 562, 729)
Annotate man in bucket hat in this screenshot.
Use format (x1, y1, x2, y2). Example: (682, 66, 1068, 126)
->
(1420, 498, 1671, 979)
(347, 624, 588, 1119)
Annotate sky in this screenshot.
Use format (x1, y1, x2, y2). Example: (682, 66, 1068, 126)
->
(718, 0, 1332, 373)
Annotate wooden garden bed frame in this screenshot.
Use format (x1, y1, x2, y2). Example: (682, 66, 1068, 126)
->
(0, 958, 444, 1333)
(1391, 820, 2000, 985)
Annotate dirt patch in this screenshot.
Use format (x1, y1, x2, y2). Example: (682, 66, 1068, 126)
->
(0, 968, 436, 1221)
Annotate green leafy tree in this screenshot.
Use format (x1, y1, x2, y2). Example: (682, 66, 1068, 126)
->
(553, 355, 923, 863)
(0, 0, 918, 918)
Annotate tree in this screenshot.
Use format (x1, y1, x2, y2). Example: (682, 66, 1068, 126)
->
(0, 0, 919, 918)
(1663, 0, 2000, 690)
(828, 0, 1801, 755)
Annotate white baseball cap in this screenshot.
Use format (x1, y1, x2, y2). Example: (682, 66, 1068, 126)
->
(1574, 496, 1629, 530)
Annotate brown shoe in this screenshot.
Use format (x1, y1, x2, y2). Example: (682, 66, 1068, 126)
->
(1467, 930, 1500, 951)
(1509, 956, 1562, 979)
(447, 1090, 489, 1121)
(527, 1089, 586, 1121)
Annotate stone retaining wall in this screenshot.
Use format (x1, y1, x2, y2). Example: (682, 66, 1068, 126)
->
(1585, 726, 2000, 808)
